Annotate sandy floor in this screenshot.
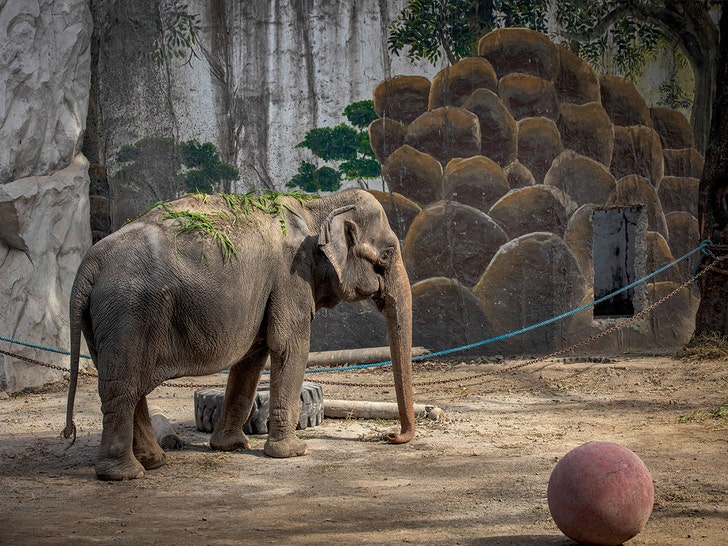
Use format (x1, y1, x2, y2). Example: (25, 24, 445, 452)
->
(1, 356, 726, 545)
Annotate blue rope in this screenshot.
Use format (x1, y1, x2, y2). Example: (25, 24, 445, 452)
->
(0, 334, 92, 360)
(0, 241, 712, 373)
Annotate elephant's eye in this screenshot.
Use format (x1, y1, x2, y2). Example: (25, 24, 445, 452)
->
(378, 247, 394, 266)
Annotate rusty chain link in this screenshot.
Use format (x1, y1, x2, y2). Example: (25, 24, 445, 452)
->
(315, 250, 727, 388)
(0, 349, 227, 389)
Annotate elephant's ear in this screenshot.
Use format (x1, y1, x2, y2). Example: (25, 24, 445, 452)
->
(319, 205, 357, 283)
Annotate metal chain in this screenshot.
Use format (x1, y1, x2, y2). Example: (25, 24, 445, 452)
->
(0, 349, 97, 378)
(2, 252, 725, 391)
(0, 349, 227, 388)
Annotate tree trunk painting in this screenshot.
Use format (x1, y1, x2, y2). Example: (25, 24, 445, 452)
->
(694, 6, 728, 338)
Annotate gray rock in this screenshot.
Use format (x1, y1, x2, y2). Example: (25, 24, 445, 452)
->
(404, 201, 508, 287)
(599, 75, 652, 127)
(478, 28, 560, 81)
(504, 160, 535, 189)
(563, 204, 598, 285)
(411, 277, 497, 356)
(0, 0, 91, 184)
(374, 76, 432, 125)
(443, 156, 510, 213)
(405, 107, 481, 166)
(310, 300, 386, 352)
(545, 150, 616, 207)
(369, 118, 407, 165)
(382, 145, 444, 207)
(488, 185, 577, 239)
(428, 57, 498, 109)
(554, 45, 600, 105)
(608, 175, 669, 239)
(566, 283, 699, 355)
(462, 89, 518, 168)
(517, 116, 564, 183)
(611, 126, 665, 185)
(366, 190, 421, 242)
(0, 0, 92, 391)
(473, 232, 587, 354)
(650, 106, 695, 150)
(557, 102, 614, 167)
(657, 176, 700, 217)
(0, 156, 92, 392)
(665, 211, 701, 287)
(662, 148, 704, 178)
(498, 73, 559, 121)
(645, 231, 681, 284)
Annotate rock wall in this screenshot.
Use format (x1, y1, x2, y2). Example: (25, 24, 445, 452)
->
(0, 1, 92, 391)
(0, 3, 706, 388)
(355, 28, 703, 356)
(86, 0, 443, 233)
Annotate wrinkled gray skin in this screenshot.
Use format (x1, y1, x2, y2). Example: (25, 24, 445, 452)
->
(63, 189, 414, 481)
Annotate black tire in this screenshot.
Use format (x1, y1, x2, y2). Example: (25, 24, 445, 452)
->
(194, 382, 324, 435)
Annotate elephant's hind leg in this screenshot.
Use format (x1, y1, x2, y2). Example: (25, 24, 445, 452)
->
(96, 392, 145, 481)
(210, 344, 269, 452)
(133, 396, 167, 470)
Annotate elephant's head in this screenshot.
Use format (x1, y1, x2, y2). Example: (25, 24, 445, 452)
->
(316, 190, 415, 444)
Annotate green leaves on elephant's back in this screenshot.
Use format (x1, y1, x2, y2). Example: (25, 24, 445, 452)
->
(157, 203, 238, 262)
(218, 191, 316, 233)
(153, 191, 318, 262)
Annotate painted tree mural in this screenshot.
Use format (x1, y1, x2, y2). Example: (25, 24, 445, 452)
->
(389, 0, 719, 152)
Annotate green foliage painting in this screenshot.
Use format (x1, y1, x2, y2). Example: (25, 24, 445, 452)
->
(388, 0, 499, 64)
(287, 100, 380, 193)
(153, 0, 201, 66)
(389, 1, 690, 102)
(179, 140, 239, 194)
(115, 137, 239, 195)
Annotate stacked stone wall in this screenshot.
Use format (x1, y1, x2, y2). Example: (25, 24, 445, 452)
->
(316, 28, 703, 356)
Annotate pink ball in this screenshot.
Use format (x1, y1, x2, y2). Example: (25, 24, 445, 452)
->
(547, 441, 654, 546)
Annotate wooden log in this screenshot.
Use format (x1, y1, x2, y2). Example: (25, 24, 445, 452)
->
(324, 399, 444, 421)
(306, 346, 430, 368)
(148, 406, 183, 450)
(264, 346, 430, 370)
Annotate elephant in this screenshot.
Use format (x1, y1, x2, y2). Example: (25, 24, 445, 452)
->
(62, 189, 415, 480)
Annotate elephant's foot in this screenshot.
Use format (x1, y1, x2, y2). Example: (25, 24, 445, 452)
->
(209, 428, 251, 452)
(133, 432, 168, 470)
(95, 454, 145, 481)
(264, 435, 308, 458)
(135, 448, 167, 470)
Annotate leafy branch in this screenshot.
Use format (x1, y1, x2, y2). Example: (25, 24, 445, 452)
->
(157, 203, 237, 262)
(153, 0, 201, 66)
(218, 191, 317, 235)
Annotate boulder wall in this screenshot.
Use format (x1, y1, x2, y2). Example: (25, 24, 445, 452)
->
(0, 0, 93, 391)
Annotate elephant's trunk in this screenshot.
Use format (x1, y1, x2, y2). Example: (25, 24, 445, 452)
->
(382, 254, 415, 444)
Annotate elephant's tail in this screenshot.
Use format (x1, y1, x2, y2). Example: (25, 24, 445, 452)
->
(62, 260, 95, 445)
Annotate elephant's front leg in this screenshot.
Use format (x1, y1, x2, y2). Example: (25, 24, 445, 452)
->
(210, 343, 269, 452)
(264, 345, 309, 458)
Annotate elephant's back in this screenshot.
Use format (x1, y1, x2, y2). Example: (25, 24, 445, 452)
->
(85, 220, 273, 374)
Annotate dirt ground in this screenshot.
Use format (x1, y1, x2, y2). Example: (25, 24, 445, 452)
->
(1, 355, 726, 545)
